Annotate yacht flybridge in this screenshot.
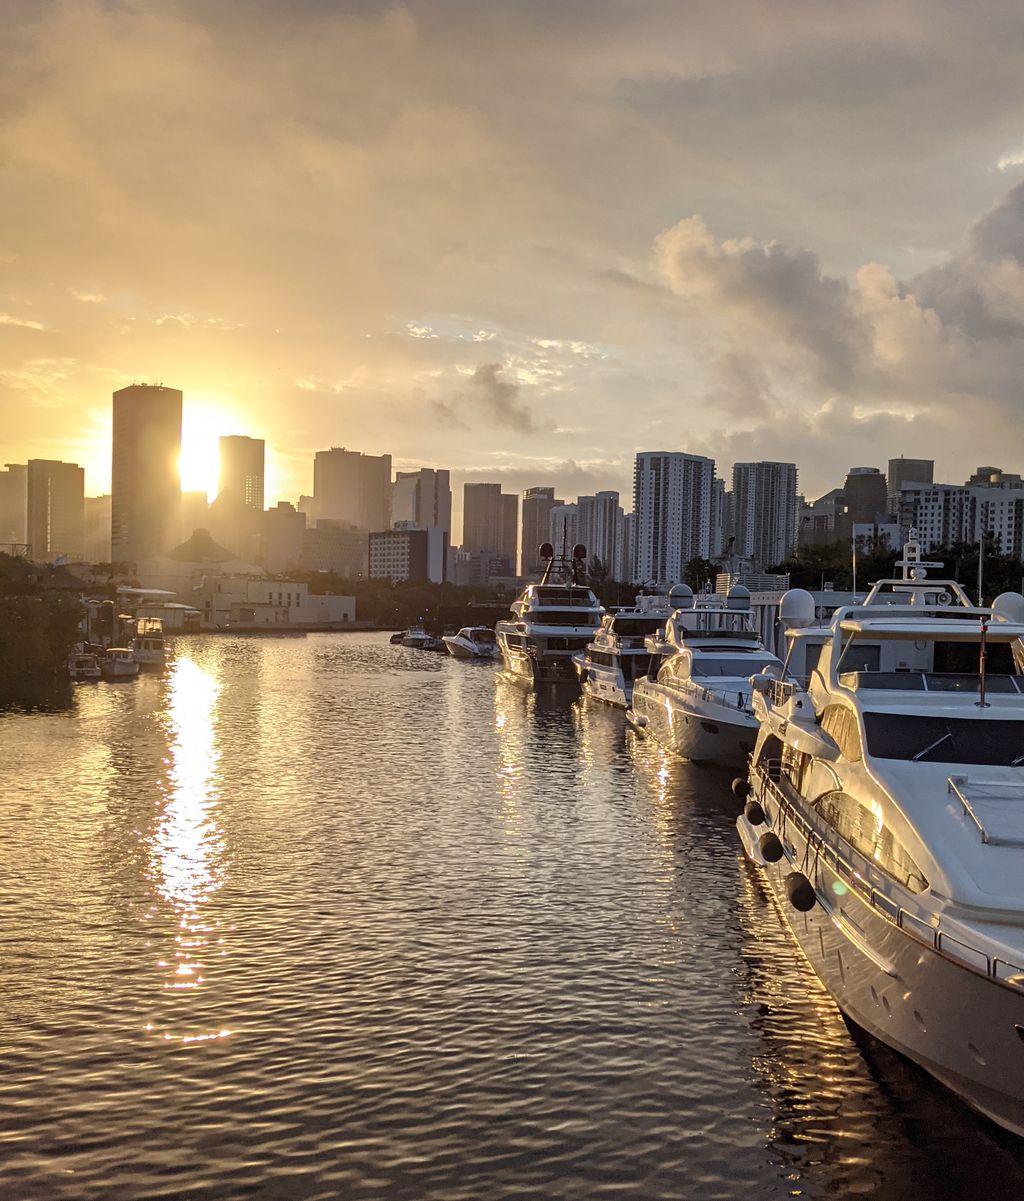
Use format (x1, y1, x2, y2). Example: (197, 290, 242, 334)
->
(495, 542, 603, 685)
(629, 584, 784, 765)
(737, 537, 1024, 1134)
(574, 591, 675, 708)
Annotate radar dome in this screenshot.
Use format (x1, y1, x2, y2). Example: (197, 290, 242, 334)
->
(726, 584, 751, 611)
(669, 583, 694, 610)
(780, 588, 816, 630)
(993, 592, 1024, 625)
(539, 542, 554, 560)
(572, 543, 587, 560)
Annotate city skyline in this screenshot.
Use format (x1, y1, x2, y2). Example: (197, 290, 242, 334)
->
(8, 5, 1024, 513)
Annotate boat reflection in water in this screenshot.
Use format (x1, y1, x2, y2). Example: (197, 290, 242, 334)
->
(146, 656, 230, 1045)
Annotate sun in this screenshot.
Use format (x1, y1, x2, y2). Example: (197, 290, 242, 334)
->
(178, 398, 244, 501)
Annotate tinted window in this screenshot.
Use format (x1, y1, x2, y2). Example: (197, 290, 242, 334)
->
(863, 712, 1024, 765)
(691, 656, 777, 677)
(820, 705, 863, 762)
(816, 790, 928, 893)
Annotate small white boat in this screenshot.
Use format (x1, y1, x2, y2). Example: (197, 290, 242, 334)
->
(101, 647, 140, 681)
(629, 585, 784, 766)
(574, 590, 677, 707)
(133, 617, 171, 671)
(68, 652, 101, 682)
(401, 626, 434, 649)
(737, 535, 1024, 1135)
(443, 626, 498, 659)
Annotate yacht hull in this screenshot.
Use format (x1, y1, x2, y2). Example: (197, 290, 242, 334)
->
(443, 637, 497, 660)
(497, 640, 579, 685)
(631, 680, 757, 766)
(737, 799, 1024, 1137)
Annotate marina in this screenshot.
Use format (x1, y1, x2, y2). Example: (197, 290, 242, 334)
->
(4, 630, 1024, 1199)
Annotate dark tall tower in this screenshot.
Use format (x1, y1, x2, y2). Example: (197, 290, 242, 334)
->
(111, 384, 183, 564)
(219, 435, 265, 513)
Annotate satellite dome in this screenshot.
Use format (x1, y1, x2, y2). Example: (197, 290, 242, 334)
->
(726, 584, 751, 611)
(780, 588, 816, 630)
(669, 582, 694, 610)
(993, 592, 1024, 625)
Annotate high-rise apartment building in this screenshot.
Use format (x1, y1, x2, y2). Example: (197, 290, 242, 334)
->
(313, 448, 391, 532)
(0, 463, 27, 547)
(26, 459, 85, 562)
(731, 461, 798, 570)
(462, 483, 517, 565)
(550, 502, 579, 558)
(520, 486, 557, 576)
(632, 451, 715, 585)
(111, 384, 183, 564)
(577, 491, 624, 578)
(392, 468, 452, 539)
(84, 495, 112, 563)
(621, 513, 635, 584)
(710, 478, 728, 559)
(888, 457, 933, 511)
(219, 436, 265, 513)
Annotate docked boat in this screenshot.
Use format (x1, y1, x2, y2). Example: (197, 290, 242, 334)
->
(736, 537, 1024, 1135)
(574, 590, 677, 707)
(495, 543, 604, 685)
(401, 626, 435, 649)
(101, 647, 140, 681)
(629, 585, 784, 765)
(133, 617, 171, 671)
(68, 651, 101, 682)
(443, 626, 498, 659)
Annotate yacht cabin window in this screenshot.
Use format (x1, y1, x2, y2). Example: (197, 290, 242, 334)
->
(815, 790, 928, 894)
(819, 705, 863, 762)
(862, 713, 1024, 766)
(689, 655, 777, 678)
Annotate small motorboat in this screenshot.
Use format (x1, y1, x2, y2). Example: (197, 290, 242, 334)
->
(101, 647, 140, 681)
(443, 626, 499, 659)
(68, 652, 101, 682)
(133, 617, 171, 671)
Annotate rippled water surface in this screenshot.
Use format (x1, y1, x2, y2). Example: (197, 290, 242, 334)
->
(3, 632, 1024, 1200)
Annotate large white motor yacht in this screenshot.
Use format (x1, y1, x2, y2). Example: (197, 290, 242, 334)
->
(737, 538, 1024, 1135)
(495, 543, 604, 685)
(443, 625, 498, 659)
(629, 585, 784, 765)
(574, 590, 677, 708)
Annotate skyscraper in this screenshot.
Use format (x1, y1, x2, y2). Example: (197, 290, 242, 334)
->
(313, 447, 391, 531)
(576, 491, 624, 578)
(462, 483, 517, 567)
(550, 502, 579, 557)
(839, 466, 888, 539)
(632, 451, 715, 585)
(0, 463, 27, 547)
(520, 487, 557, 576)
(731, 461, 798, 570)
(392, 468, 452, 539)
(111, 384, 183, 564)
(888, 456, 934, 512)
(219, 436, 265, 513)
(26, 459, 85, 562)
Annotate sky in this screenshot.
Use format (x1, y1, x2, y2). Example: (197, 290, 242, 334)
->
(5, 0, 1024, 538)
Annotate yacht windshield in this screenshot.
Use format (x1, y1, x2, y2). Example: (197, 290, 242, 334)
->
(863, 712, 1024, 765)
(691, 656, 776, 678)
(610, 616, 665, 636)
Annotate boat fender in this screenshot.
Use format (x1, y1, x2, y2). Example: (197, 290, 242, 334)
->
(731, 777, 751, 799)
(758, 831, 785, 863)
(743, 800, 765, 826)
(785, 872, 817, 912)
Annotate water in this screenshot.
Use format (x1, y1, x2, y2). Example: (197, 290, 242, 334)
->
(1, 632, 1023, 1200)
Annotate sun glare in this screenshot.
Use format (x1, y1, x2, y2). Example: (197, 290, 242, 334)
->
(179, 399, 248, 501)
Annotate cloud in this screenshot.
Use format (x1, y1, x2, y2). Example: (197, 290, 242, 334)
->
(0, 312, 45, 330)
(444, 362, 544, 434)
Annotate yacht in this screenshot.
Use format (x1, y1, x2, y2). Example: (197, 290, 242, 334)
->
(574, 591, 677, 707)
(629, 585, 784, 765)
(101, 647, 140, 681)
(736, 538, 1024, 1135)
(495, 543, 604, 685)
(133, 617, 171, 671)
(401, 626, 435, 650)
(443, 625, 498, 659)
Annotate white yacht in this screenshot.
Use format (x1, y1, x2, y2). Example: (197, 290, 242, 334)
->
(68, 651, 101, 682)
(629, 585, 784, 765)
(736, 539, 1024, 1135)
(133, 617, 171, 671)
(101, 647, 140, 681)
(495, 543, 604, 685)
(443, 626, 498, 659)
(574, 591, 677, 707)
(401, 626, 435, 650)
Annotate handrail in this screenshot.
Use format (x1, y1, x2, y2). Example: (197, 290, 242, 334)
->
(750, 761, 1023, 990)
(948, 776, 990, 844)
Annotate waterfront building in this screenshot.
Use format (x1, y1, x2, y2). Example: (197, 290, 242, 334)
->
(709, 478, 727, 559)
(313, 447, 391, 532)
(576, 491, 624, 578)
(798, 487, 845, 546)
(392, 469, 452, 541)
(193, 575, 355, 629)
(462, 483, 518, 564)
(621, 513, 635, 583)
(26, 458, 85, 562)
(836, 466, 888, 539)
(111, 383, 183, 565)
(632, 451, 715, 586)
(451, 549, 515, 586)
(887, 456, 933, 512)
(84, 495, 112, 563)
(211, 435, 265, 559)
(897, 481, 1024, 556)
(0, 463, 27, 548)
(368, 524, 447, 583)
(520, 486, 557, 576)
(731, 461, 798, 570)
(550, 502, 579, 557)
(263, 501, 307, 574)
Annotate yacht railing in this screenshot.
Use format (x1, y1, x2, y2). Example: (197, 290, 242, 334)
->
(947, 776, 1024, 848)
(690, 681, 750, 713)
(751, 760, 1024, 992)
(768, 679, 795, 707)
